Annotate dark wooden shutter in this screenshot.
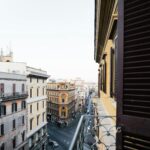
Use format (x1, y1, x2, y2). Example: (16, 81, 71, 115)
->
(102, 60, 107, 93)
(98, 70, 101, 97)
(110, 47, 114, 98)
(15, 103, 17, 111)
(117, 0, 150, 149)
(1, 105, 6, 115)
(104, 61, 107, 93)
(101, 67, 103, 91)
(1, 143, 5, 150)
(13, 84, 16, 95)
(1, 124, 4, 135)
(12, 103, 14, 113)
(24, 101, 26, 109)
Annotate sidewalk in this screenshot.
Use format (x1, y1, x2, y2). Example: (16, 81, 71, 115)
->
(92, 97, 116, 150)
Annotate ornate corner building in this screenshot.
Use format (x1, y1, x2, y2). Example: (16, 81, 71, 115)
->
(47, 82, 75, 124)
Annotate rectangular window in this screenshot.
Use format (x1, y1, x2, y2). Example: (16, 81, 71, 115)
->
(37, 78, 39, 83)
(1, 105, 6, 115)
(30, 89, 32, 98)
(37, 116, 39, 125)
(30, 119, 33, 130)
(13, 136, 16, 148)
(30, 105, 32, 113)
(13, 119, 16, 130)
(43, 79, 44, 83)
(42, 113, 45, 122)
(22, 131, 25, 142)
(13, 84, 16, 95)
(0, 143, 5, 150)
(61, 112, 66, 117)
(12, 103, 14, 113)
(29, 138, 32, 148)
(35, 133, 38, 142)
(37, 102, 39, 111)
(22, 101, 26, 109)
(101, 59, 107, 93)
(22, 84, 25, 93)
(15, 103, 17, 112)
(43, 88, 44, 95)
(30, 77, 32, 83)
(0, 124, 4, 136)
(12, 103, 17, 113)
(43, 101, 44, 108)
(22, 116, 25, 125)
(110, 47, 115, 98)
(37, 88, 39, 96)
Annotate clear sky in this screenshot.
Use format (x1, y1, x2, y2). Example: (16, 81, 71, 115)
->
(0, 0, 98, 82)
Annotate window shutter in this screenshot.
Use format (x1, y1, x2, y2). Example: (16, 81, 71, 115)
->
(1, 124, 4, 135)
(12, 103, 14, 113)
(1, 143, 5, 150)
(110, 47, 114, 97)
(22, 116, 24, 125)
(21, 101, 23, 109)
(104, 61, 107, 93)
(117, 0, 150, 149)
(4, 105, 6, 115)
(15, 103, 17, 111)
(24, 101, 26, 109)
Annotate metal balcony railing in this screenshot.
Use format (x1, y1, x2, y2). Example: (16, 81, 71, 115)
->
(69, 115, 116, 150)
(0, 92, 28, 101)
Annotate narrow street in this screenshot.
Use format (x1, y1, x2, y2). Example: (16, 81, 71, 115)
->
(47, 113, 81, 150)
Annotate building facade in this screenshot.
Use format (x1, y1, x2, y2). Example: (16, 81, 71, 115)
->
(0, 62, 28, 150)
(94, 0, 117, 117)
(26, 67, 49, 150)
(47, 82, 75, 124)
(71, 78, 87, 113)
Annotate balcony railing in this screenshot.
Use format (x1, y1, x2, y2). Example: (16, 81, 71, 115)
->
(69, 115, 117, 150)
(0, 92, 28, 101)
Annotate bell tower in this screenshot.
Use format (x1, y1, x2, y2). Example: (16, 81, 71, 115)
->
(0, 48, 13, 62)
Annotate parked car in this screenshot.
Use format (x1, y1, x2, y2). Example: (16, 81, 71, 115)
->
(48, 139, 59, 147)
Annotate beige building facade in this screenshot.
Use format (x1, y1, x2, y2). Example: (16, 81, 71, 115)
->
(26, 67, 49, 150)
(47, 82, 75, 124)
(71, 78, 87, 113)
(94, 0, 118, 117)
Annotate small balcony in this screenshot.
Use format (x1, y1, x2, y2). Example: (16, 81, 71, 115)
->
(69, 115, 117, 150)
(0, 92, 28, 101)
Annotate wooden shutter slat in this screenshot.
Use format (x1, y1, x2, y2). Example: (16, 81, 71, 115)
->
(125, 20, 150, 32)
(124, 0, 140, 7)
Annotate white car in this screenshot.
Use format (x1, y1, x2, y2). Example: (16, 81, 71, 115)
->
(48, 139, 59, 147)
